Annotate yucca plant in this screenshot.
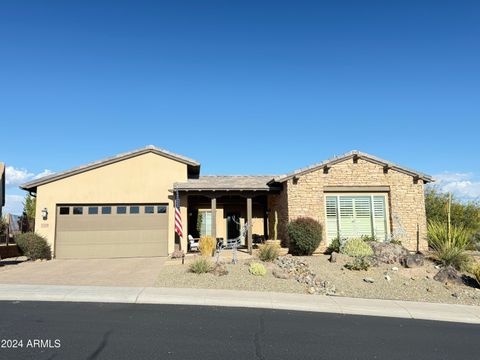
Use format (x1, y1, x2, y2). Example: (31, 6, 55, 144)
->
(428, 220, 471, 271)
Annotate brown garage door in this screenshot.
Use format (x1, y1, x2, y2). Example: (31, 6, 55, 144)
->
(55, 204, 168, 259)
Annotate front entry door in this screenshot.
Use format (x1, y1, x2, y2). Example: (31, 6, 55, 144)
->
(226, 212, 241, 240)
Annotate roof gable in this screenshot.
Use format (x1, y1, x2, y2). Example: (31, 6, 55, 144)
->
(20, 146, 200, 191)
(271, 150, 433, 184)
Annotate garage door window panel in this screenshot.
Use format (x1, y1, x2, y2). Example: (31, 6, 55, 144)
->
(117, 206, 127, 214)
(88, 207, 98, 215)
(130, 206, 140, 214)
(145, 206, 154, 214)
(59, 207, 70, 215)
(102, 206, 112, 215)
(73, 207, 83, 215)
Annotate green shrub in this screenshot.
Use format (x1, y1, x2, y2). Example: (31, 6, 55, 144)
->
(189, 257, 213, 274)
(360, 235, 377, 242)
(15, 232, 51, 260)
(258, 244, 279, 262)
(428, 220, 471, 271)
(341, 238, 374, 257)
(389, 239, 402, 246)
(199, 236, 216, 257)
(345, 257, 371, 271)
(326, 237, 341, 254)
(286, 217, 322, 255)
(249, 262, 267, 276)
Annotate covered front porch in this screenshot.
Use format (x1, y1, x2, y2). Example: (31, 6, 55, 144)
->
(174, 176, 281, 254)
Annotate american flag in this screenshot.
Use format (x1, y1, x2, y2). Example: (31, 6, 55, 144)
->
(174, 187, 183, 239)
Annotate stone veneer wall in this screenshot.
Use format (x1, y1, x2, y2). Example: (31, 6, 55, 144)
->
(269, 158, 428, 252)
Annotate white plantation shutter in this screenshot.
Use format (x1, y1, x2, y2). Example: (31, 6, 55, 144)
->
(325, 194, 389, 242)
(353, 196, 372, 237)
(326, 196, 339, 242)
(373, 196, 387, 240)
(339, 196, 355, 238)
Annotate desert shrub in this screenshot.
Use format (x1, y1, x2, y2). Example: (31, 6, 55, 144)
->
(326, 237, 341, 254)
(258, 244, 279, 262)
(341, 238, 374, 257)
(389, 239, 402, 246)
(189, 257, 212, 274)
(249, 262, 267, 276)
(15, 232, 51, 260)
(428, 220, 471, 271)
(344, 257, 371, 271)
(286, 217, 322, 255)
(199, 236, 216, 257)
(360, 235, 377, 242)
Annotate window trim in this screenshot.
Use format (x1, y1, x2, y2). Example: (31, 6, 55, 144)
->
(324, 192, 390, 244)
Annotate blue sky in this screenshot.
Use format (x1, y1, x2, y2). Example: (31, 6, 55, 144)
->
(1, 1, 479, 214)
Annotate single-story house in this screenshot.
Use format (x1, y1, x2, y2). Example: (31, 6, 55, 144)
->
(20, 146, 433, 259)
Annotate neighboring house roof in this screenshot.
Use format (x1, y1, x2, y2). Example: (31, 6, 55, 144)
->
(175, 175, 278, 191)
(20, 145, 200, 191)
(271, 150, 434, 184)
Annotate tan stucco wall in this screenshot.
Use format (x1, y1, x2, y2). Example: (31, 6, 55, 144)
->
(269, 158, 428, 252)
(34, 152, 189, 256)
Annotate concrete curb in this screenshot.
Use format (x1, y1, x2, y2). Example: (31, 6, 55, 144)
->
(0, 284, 479, 324)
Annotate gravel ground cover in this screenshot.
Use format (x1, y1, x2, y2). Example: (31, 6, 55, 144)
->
(157, 254, 480, 306)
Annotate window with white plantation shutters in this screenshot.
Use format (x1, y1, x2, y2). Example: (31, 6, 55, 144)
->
(325, 194, 389, 243)
(326, 197, 339, 241)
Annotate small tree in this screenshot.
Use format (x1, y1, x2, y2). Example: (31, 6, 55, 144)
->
(23, 194, 36, 221)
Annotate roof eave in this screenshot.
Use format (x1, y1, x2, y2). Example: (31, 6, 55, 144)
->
(20, 146, 200, 191)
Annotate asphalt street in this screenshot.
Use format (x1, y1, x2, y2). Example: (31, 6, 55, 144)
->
(0, 301, 479, 360)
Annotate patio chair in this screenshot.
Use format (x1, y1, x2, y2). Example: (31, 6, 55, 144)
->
(188, 235, 199, 252)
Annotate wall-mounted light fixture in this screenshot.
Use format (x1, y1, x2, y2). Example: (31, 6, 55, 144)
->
(41, 208, 48, 220)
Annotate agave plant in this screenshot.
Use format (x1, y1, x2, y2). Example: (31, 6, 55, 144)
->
(427, 220, 471, 270)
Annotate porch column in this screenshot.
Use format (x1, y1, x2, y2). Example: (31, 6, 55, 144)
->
(247, 196, 252, 254)
(211, 197, 217, 240)
(180, 193, 188, 252)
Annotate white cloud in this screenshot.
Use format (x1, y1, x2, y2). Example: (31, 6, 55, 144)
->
(4, 166, 54, 188)
(432, 172, 480, 200)
(5, 166, 33, 187)
(3, 195, 25, 215)
(33, 169, 55, 179)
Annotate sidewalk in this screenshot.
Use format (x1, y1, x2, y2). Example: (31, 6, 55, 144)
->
(1, 284, 479, 324)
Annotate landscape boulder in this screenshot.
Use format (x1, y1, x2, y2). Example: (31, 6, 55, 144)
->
(272, 267, 290, 280)
(369, 242, 409, 264)
(211, 263, 228, 276)
(433, 266, 464, 286)
(401, 253, 425, 268)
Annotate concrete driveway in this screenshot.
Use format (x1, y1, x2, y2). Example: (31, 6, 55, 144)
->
(0, 257, 166, 287)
